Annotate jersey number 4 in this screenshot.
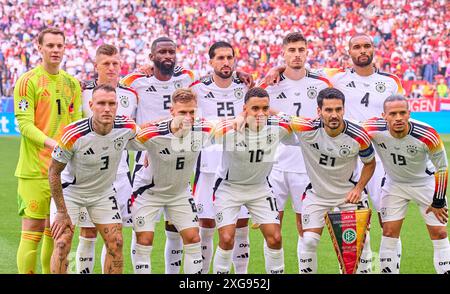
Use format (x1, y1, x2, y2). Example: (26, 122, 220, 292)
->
(361, 93, 369, 107)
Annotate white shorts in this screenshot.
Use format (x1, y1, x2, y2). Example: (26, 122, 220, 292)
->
(355, 158, 385, 212)
(78, 173, 133, 228)
(213, 181, 279, 229)
(194, 172, 250, 220)
(131, 190, 199, 232)
(50, 192, 122, 226)
(301, 189, 369, 230)
(268, 169, 309, 213)
(380, 179, 446, 226)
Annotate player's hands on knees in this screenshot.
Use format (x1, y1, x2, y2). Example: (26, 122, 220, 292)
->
(345, 188, 362, 204)
(426, 206, 448, 224)
(137, 64, 154, 76)
(51, 211, 74, 239)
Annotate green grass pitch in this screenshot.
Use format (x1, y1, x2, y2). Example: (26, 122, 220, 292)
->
(0, 135, 449, 274)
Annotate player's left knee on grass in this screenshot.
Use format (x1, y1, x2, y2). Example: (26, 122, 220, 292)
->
(429, 228, 448, 240)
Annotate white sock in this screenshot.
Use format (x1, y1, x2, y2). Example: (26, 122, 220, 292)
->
(200, 227, 215, 274)
(76, 236, 96, 274)
(232, 226, 250, 274)
(100, 244, 106, 274)
(432, 238, 450, 274)
(379, 236, 399, 274)
(213, 246, 233, 274)
(131, 231, 137, 270)
(134, 243, 152, 274)
(263, 238, 268, 259)
(357, 232, 373, 274)
(397, 237, 402, 270)
(297, 235, 302, 274)
(183, 242, 203, 274)
(164, 230, 183, 274)
(264, 246, 284, 274)
(299, 231, 320, 274)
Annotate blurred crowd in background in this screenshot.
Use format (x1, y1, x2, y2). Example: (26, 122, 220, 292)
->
(0, 0, 448, 98)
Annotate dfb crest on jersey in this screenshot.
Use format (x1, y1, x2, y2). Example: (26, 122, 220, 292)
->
(53, 146, 63, 159)
(307, 86, 318, 99)
(18, 99, 29, 111)
(174, 80, 182, 89)
(339, 144, 351, 157)
(114, 137, 124, 151)
(406, 145, 418, 156)
(234, 88, 244, 99)
(375, 82, 386, 93)
(79, 211, 88, 223)
(266, 133, 277, 145)
(191, 137, 202, 151)
(119, 95, 129, 108)
(302, 214, 310, 225)
(135, 216, 145, 227)
(216, 212, 223, 223)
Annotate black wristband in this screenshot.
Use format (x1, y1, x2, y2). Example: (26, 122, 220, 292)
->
(432, 198, 447, 209)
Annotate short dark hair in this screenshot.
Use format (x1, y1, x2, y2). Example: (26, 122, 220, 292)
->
(383, 94, 409, 112)
(37, 27, 65, 45)
(282, 32, 307, 46)
(208, 41, 235, 59)
(317, 88, 345, 108)
(348, 33, 374, 48)
(151, 37, 175, 53)
(172, 88, 197, 104)
(96, 44, 119, 57)
(244, 87, 269, 103)
(92, 84, 116, 96)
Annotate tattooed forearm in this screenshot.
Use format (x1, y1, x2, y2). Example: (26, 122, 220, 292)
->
(48, 159, 68, 212)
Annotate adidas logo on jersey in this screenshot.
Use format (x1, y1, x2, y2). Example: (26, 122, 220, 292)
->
(346, 81, 356, 88)
(146, 85, 157, 92)
(310, 143, 319, 150)
(171, 260, 182, 266)
(112, 212, 121, 220)
(80, 267, 90, 274)
(276, 92, 287, 99)
(378, 142, 387, 149)
(236, 141, 247, 147)
(83, 148, 95, 155)
(159, 148, 171, 155)
(204, 92, 215, 99)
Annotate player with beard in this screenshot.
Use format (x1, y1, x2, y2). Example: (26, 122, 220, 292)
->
(121, 37, 195, 274)
(262, 33, 403, 273)
(190, 41, 250, 274)
(123, 38, 253, 274)
(258, 33, 332, 273)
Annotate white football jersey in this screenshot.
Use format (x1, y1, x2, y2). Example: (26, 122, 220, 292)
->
(133, 118, 215, 198)
(363, 118, 448, 206)
(263, 71, 332, 173)
(191, 75, 247, 173)
(323, 67, 404, 122)
(120, 66, 195, 124)
(291, 116, 375, 200)
(216, 116, 295, 186)
(52, 116, 138, 198)
(81, 80, 138, 174)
